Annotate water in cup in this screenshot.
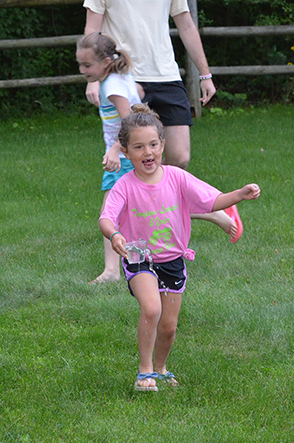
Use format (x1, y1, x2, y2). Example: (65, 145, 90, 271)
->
(125, 239, 146, 264)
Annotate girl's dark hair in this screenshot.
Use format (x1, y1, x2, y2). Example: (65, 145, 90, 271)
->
(118, 103, 164, 149)
(77, 32, 132, 76)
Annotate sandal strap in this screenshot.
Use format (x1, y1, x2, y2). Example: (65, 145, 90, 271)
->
(158, 371, 175, 380)
(137, 371, 158, 380)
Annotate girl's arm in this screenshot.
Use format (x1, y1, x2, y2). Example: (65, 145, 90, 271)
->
(102, 95, 132, 172)
(108, 95, 132, 119)
(212, 184, 260, 212)
(99, 218, 128, 259)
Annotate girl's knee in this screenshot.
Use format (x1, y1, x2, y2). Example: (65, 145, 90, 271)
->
(142, 304, 162, 323)
(158, 322, 177, 339)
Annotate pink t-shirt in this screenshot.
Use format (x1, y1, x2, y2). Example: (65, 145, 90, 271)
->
(100, 165, 222, 262)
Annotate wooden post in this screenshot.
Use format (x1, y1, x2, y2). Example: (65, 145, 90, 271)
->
(186, 0, 202, 118)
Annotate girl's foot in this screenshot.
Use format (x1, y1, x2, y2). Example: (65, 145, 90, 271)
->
(157, 370, 179, 386)
(135, 372, 158, 391)
(227, 220, 238, 241)
(191, 208, 243, 243)
(225, 205, 243, 243)
(88, 271, 120, 285)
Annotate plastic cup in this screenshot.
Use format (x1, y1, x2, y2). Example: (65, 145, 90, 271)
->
(125, 239, 146, 264)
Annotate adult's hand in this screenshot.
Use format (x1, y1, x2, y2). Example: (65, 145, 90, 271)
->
(199, 79, 216, 106)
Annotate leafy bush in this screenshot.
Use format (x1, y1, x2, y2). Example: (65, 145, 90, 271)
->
(197, 0, 294, 106)
(0, 5, 91, 118)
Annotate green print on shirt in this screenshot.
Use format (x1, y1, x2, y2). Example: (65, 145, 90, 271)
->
(131, 202, 178, 255)
(132, 208, 156, 218)
(159, 203, 178, 213)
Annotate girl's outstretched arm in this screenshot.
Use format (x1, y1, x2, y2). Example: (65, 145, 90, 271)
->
(99, 218, 128, 259)
(212, 184, 260, 212)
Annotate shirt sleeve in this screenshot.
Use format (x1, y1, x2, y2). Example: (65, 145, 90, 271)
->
(170, 0, 190, 17)
(99, 180, 127, 228)
(103, 75, 129, 100)
(180, 169, 222, 214)
(83, 0, 106, 14)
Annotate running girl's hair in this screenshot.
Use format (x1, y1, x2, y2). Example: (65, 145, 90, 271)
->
(77, 32, 132, 76)
(118, 103, 164, 149)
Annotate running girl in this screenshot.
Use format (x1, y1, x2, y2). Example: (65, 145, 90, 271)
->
(99, 104, 261, 391)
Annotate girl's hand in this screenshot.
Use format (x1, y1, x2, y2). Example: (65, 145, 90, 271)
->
(240, 184, 261, 200)
(102, 141, 122, 172)
(111, 234, 128, 259)
(102, 152, 121, 173)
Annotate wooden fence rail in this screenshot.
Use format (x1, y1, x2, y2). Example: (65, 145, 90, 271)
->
(200, 25, 294, 37)
(1, 26, 294, 85)
(0, 0, 82, 6)
(2, 25, 294, 50)
(0, 35, 80, 49)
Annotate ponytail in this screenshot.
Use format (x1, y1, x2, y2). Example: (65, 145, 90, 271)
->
(77, 32, 132, 75)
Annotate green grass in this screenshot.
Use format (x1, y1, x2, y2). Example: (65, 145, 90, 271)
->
(0, 105, 293, 442)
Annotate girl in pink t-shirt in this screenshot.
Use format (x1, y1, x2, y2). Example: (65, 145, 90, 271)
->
(99, 104, 260, 392)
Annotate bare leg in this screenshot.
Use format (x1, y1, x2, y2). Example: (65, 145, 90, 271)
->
(89, 190, 120, 284)
(162, 125, 190, 170)
(154, 291, 182, 385)
(191, 210, 238, 241)
(130, 273, 162, 388)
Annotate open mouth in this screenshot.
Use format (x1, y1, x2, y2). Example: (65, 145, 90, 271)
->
(143, 158, 154, 168)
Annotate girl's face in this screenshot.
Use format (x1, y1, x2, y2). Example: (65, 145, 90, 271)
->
(76, 48, 110, 82)
(121, 126, 165, 184)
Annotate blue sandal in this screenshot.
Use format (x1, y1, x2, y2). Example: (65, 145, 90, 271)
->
(158, 371, 179, 386)
(135, 371, 158, 392)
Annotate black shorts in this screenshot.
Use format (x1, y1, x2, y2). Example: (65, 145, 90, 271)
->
(138, 81, 193, 127)
(122, 256, 187, 296)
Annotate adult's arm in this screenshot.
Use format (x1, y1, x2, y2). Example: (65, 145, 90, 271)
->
(173, 11, 216, 106)
(83, 9, 104, 106)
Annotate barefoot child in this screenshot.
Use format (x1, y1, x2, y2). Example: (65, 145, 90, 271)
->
(99, 104, 261, 391)
(76, 32, 141, 284)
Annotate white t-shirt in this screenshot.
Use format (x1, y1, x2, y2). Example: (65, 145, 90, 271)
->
(83, 0, 189, 82)
(99, 72, 141, 157)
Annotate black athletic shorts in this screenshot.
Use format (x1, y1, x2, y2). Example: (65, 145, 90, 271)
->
(122, 256, 187, 296)
(138, 81, 193, 127)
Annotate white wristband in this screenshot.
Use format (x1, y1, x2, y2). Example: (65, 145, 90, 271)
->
(199, 73, 212, 81)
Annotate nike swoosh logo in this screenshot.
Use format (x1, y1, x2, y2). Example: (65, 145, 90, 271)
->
(175, 280, 182, 285)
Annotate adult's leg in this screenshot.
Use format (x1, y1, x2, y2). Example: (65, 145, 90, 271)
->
(163, 125, 190, 170)
(89, 190, 120, 284)
(130, 273, 162, 388)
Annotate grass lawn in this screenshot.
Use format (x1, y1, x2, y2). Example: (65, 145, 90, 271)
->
(0, 105, 293, 442)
